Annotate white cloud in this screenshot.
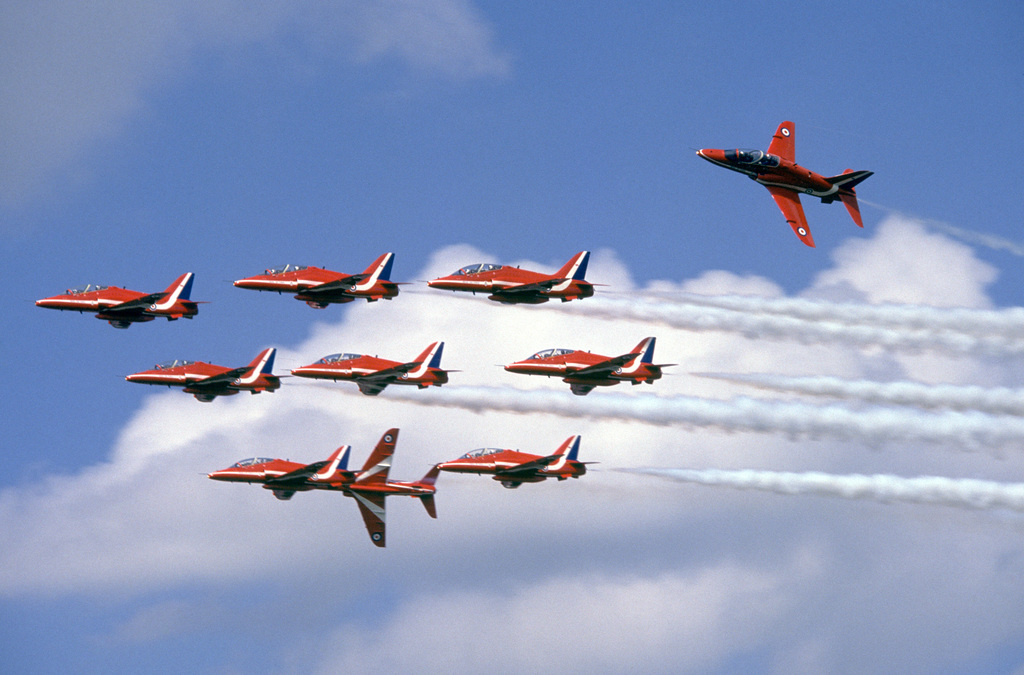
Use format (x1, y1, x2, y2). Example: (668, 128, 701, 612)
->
(5, 219, 1024, 672)
(0, 0, 510, 204)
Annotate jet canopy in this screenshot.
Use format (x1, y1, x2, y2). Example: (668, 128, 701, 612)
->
(528, 348, 574, 360)
(458, 448, 505, 459)
(229, 457, 274, 468)
(452, 263, 502, 276)
(66, 284, 109, 294)
(316, 353, 362, 364)
(729, 149, 780, 167)
(154, 359, 195, 369)
(265, 264, 308, 275)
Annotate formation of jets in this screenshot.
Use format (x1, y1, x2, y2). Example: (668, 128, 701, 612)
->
(698, 121, 872, 247)
(38, 120, 873, 546)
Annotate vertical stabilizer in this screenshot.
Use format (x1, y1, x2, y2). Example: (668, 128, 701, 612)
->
(356, 429, 398, 484)
(554, 251, 590, 281)
(152, 273, 194, 310)
(356, 252, 395, 289)
(407, 342, 443, 377)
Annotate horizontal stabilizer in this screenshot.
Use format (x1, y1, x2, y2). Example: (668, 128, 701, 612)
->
(826, 169, 873, 191)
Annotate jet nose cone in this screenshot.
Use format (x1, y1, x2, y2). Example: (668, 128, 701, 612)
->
(697, 148, 725, 162)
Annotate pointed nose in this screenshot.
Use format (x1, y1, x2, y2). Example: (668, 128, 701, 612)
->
(696, 148, 725, 162)
(233, 278, 257, 289)
(35, 297, 57, 308)
(503, 362, 526, 373)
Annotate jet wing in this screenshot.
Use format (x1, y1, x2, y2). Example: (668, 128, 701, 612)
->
(350, 491, 387, 547)
(101, 292, 165, 315)
(353, 362, 420, 396)
(766, 121, 795, 163)
(569, 352, 641, 378)
(188, 366, 250, 389)
(569, 383, 597, 396)
(491, 278, 567, 297)
(765, 186, 815, 247)
(300, 274, 370, 294)
(496, 454, 561, 477)
(265, 460, 332, 486)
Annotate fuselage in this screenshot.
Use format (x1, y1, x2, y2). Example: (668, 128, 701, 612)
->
(504, 348, 662, 386)
(234, 264, 398, 308)
(436, 448, 585, 483)
(291, 353, 448, 388)
(126, 360, 280, 399)
(696, 149, 841, 201)
(35, 285, 197, 326)
(427, 263, 593, 303)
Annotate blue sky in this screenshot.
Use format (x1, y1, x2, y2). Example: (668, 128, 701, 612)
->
(3, 2, 1024, 673)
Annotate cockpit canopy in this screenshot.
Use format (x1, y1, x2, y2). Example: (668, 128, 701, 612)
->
(728, 149, 780, 167)
(452, 263, 502, 276)
(230, 457, 274, 468)
(155, 359, 195, 369)
(266, 264, 308, 275)
(316, 353, 362, 364)
(527, 348, 574, 360)
(458, 448, 505, 459)
(66, 284, 109, 294)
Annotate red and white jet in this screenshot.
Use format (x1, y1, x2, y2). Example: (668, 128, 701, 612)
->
(126, 347, 280, 402)
(233, 253, 399, 308)
(36, 273, 199, 328)
(427, 251, 593, 304)
(208, 428, 438, 547)
(504, 337, 672, 396)
(291, 341, 450, 396)
(436, 435, 589, 489)
(697, 121, 873, 247)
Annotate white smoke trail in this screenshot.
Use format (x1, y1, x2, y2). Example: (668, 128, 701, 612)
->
(696, 372, 1024, 417)
(562, 296, 1024, 357)
(618, 467, 1024, 513)
(859, 199, 1024, 257)
(661, 293, 1024, 338)
(374, 385, 1024, 449)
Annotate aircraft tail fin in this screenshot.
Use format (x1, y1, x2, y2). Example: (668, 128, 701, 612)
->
(546, 435, 582, 470)
(830, 169, 873, 228)
(238, 348, 276, 383)
(356, 428, 398, 484)
(554, 251, 590, 281)
(418, 464, 441, 487)
(356, 252, 395, 289)
(315, 445, 351, 480)
(407, 341, 444, 377)
(150, 273, 194, 310)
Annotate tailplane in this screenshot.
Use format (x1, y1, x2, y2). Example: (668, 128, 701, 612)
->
(829, 169, 873, 228)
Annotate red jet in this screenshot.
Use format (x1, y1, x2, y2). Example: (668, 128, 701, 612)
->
(208, 428, 438, 547)
(126, 347, 280, 402)
(504, 337, 672, 396)
(697, 121, 873, 247)
(291, 341, 450, 396)
(427, 251, 593, 304)
(233, 252, 399, 308)
(436, 435, 589, 489)
(36, 273, 199, 329)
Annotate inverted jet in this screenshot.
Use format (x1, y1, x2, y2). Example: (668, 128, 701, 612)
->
(697, 121, 872, 247)
(209, 428, 438, 547)
(427, 251, 593, 304)
(36, 273, 199, 328)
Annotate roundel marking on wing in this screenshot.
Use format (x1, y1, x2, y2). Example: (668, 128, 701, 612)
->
(782, 127, 790, 136)
(384, 434, 394, 442)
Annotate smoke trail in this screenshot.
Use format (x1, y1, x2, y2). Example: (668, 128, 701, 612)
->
(618, 467, 1024, 513)
(564, 296, 1024, 357)
(377, 385, 1024, 449)
(860, 199, 1024, 257)
(696, 372, 1024, 417)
